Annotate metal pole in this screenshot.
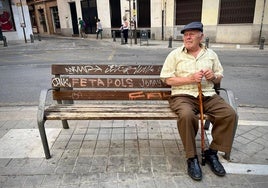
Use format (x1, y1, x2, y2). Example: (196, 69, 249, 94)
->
(129, 0, 132, 45)
(258, 0, 266, 44)
(112, 31, 116, 42)
(20, 0, 27, 43)
(259, 37, 265, 50)
(205, 37, 209, 48)
(30, 34, 34, 43)
(133, 0, 137, 44)
(162, 10, 164, 40)
(168, 36, 172, 48)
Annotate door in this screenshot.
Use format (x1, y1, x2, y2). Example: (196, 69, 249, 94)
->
(38, 9, 47, 33)
(137, 0, 151, 28)
(69, 2, 79, 35)
(81, 0, 98, 34)
(50, 6, 61, 34)
(110, 0, 121, 28)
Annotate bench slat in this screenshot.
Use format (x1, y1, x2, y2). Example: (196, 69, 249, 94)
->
(52, 64, 162, 75)
(52, 77, 169, 88)
(45, 112, 178, 120)
(45, 104, 174, 113)
(53, 90, 171, 100)
(44, 103, 178, 120)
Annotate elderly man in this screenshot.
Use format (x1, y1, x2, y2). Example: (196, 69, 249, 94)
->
(160, 22, 237, 181)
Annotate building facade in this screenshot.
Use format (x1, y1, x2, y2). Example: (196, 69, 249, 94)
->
(2, 0, 268, 44)
(47, 0, 268, 44)
(27, 0, 60, 35)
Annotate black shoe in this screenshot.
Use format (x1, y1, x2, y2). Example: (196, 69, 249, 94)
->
(187, 157, 202, 181)
(205, 149, 226, 176)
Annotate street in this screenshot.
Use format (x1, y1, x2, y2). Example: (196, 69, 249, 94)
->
(0, 37, 267, 107)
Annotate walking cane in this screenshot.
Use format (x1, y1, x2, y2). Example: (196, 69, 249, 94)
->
(198, 82, 206, 166)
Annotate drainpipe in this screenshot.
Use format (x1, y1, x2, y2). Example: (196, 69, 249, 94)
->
(258, 0, 266, 44)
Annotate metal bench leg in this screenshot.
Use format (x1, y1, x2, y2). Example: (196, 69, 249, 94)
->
(37, 120, 51, 159)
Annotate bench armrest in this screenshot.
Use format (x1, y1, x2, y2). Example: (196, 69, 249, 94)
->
(216, 87, 237, 113)
(37, 88, 55, 124)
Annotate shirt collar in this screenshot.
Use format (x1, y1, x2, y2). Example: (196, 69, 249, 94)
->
(181, 43, 207, 53)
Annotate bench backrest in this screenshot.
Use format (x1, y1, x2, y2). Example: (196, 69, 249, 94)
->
(51, 64, 171, 101)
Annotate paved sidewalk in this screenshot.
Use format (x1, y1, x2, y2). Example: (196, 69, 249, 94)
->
(2, 34, 266, 51)
(0, 105, 267, 188)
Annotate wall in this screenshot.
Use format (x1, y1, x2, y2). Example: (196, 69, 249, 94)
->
(96, 0, 111, 38)
(150, 0, 161, 39)
(57, 0, 77, 36)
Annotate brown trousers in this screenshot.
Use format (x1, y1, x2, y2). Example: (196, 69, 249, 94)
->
(169, 94, 237, 159)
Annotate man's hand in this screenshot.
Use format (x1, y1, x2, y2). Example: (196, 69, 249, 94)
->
(192, 70, 204, 83)
(202, 69, 216, 81)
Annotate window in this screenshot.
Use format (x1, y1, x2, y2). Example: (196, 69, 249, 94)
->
(175, 0, 202, 25)
(0, 0, 15, 31)
(219, 0, 256, 24)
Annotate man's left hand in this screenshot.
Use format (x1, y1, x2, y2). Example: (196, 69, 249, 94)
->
(202, 69, 216, 81)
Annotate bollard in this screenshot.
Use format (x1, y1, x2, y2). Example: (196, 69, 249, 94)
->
(168, 36, 172, 48)
(259, 37, 265, 50)
(121, 32, 124, 45)
(3, 36, 7, 47)
(38, 34, 41, 41)
(151, 33, 155, 40)
(205, 37, 209, 48)
(30, 34, 34, 43)
(112, 31, 116, 42)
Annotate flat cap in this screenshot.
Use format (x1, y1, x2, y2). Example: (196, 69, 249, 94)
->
(181, 21, 203, 34)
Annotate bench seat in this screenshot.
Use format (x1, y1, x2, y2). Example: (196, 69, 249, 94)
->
(44, 103, 177, 120)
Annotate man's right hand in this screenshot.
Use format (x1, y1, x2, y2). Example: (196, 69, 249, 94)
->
(192, 70, 204, 83)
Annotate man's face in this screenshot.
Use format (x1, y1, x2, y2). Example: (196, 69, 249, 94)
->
(183, 30, 203, 50)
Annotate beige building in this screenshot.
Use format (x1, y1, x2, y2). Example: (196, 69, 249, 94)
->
(3, 0, 268, 44)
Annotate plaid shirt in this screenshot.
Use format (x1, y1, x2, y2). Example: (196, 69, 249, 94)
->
(160, 44, 223, 97)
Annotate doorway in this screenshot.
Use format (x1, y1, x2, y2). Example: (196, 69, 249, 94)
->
(81, 0, 98, 34)
(69, 2, 79, 35)
(110, 0, 121, 28)
(38, 9, 47, 33)
(50, 6, 61, 34)
(137, 0, 151, 28)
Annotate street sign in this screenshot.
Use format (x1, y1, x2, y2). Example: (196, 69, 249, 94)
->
(133, 9, 136, 16)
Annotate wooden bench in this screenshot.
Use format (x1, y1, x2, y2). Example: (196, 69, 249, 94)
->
(37, 64, 238, 159)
